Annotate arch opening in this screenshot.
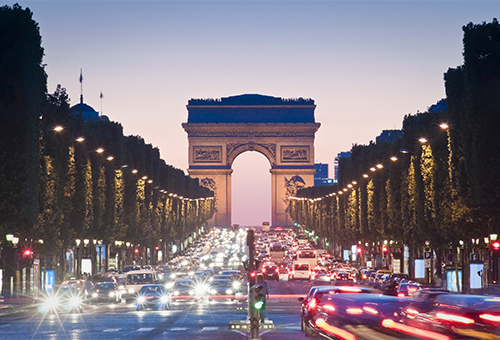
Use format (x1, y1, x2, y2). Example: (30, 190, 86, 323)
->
(231, 151, 271, 227)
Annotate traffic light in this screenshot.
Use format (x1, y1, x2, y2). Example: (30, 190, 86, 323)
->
(134, 248, 139, 254)
(493, 241, 500, 251)
(23, 249, 32, 257)
(249, 271, 257, 286)
(382, 246, 388, 253)
(252, 284, 264, 310)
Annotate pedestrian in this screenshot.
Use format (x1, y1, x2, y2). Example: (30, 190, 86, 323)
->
(256, 274, 269, 322)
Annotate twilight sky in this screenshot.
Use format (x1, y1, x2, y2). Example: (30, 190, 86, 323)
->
(12, 0, 500, 226)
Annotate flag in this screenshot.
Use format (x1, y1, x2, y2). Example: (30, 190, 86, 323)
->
(100, 91, 103, 99)
(79, 69, 83, 83)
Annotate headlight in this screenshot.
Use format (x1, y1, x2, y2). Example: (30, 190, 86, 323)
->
(170, 273, 176, 279)
(137, 296, 146, 304)
(210, 289, 217, 294)
(232, 281, 241, 290)
(128, 288, 135, 294)
(92, 292, 98, 298)
(68, 296, 82, 307)
(195, 285, 208, 295)
(41, 295, 59, 311)
(226, 289, 233, 294)
(109, 292, 115, 297)
(173, 290, 179, 296)
(160, 295, 169, 303)
(165, 282, 174, 289)
(188, 290, 195, 295)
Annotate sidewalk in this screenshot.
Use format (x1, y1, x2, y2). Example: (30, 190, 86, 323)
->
(0, 297, 37, 317)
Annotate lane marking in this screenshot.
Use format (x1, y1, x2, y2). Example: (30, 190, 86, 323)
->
(136, 327, 154, 332)
(103, 328, 121, 332)
(170, 327, 188, 331)
(202, 327, 219, 331)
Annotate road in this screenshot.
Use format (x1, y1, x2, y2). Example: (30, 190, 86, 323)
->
(0, 280, 426, 340)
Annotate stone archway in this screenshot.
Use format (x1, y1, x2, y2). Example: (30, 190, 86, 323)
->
(182, 94, 320, 228)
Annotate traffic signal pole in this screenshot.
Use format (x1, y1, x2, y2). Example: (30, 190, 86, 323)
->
(246, 229, 260, 340)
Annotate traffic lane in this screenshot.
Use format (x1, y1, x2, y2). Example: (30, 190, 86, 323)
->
(0, 304, 249, 340)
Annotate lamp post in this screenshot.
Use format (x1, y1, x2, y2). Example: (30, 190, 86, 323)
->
(75, 239, 81, 279)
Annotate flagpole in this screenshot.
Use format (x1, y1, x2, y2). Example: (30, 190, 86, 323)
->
(79, 69, 83, 104)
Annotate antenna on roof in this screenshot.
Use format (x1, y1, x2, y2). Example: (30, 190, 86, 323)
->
(79, 69, 83, 104)
(100, 91, 103, 117)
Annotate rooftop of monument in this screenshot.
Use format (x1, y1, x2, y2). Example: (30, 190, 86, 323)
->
(186, 94, 316, 124)
(187, 94, 314, 106)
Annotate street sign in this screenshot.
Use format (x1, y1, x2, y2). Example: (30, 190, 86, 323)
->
(424, 251, 431, 268)
(470, 253, 479, 262)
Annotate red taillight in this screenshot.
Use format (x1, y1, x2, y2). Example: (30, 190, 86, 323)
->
(480, 314, 500, 322)
(262, 268, 266, 273)
(308, 298, 317, 309)
(275, 268, 279, 273)
(397, 293, 405, 297)
(436, 312, 474, 324)
(346, 308, 363, 315)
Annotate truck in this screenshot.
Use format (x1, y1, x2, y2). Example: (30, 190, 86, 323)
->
(262, 221, 270, 232)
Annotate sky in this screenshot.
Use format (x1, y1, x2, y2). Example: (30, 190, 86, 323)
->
(11, 0, 500, 226)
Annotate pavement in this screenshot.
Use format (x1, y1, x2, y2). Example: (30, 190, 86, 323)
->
(0, 297, 37, 317)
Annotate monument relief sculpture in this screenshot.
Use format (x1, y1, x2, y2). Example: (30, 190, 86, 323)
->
(183, 94, 320, 227)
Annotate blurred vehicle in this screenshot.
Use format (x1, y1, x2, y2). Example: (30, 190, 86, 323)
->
(407, 288, 451, 313)
(135, 284, 171, 310)
(262, 264, 279, 281)
(171, 278, 198, 302)
(397, 282, 421, 297)
(123, 265, 141, 273)
(124, 269, 158, 301)
(289, 263, 311, 280)
(39, 286, 84, 314)
(299, 286, 378, 337)
(402, 294, 500, 339)
(314, 272, 331, 282)
(333, 271, 355, 285)
(208, 279, 237, 301)
(89, 282, 120, 303)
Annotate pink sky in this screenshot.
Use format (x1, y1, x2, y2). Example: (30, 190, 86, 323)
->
(14, 0, 500, 226)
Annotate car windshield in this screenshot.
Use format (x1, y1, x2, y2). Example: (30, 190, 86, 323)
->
(140, 286, 166, 294)
(174, 280, 194, 288)
(210, 280, 230, 287)
(127, 273, 154, 284)
(295, 264, 309, 271)
(96, 283, 115, 290)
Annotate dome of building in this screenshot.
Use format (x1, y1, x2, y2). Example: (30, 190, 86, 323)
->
(71, 102, 99, 122)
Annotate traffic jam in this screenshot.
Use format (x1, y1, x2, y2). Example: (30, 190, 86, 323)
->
(35, 226, 500, 340)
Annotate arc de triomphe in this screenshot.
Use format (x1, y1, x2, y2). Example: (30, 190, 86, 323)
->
(182, 94, 320, 228)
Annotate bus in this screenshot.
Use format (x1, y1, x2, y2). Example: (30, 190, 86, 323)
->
(269, 243, 285, 263)
(296, 249, 318, 268)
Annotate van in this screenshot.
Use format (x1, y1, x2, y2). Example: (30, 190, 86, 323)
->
(290, 263, 310, 280)
(124, 269, 158, 301)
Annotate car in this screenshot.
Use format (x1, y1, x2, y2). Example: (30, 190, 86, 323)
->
(333, 271, 355, 285)
(135, 284, 171, 310)
(298, 286, 378, 337)
(397, 282, 422, 297)
(89, 282, 121, 303)
(261, 264, 279, 281)
(39, 286, 84, 314)
(171, 278, 207, 302)
(208, 279, 237, 301)
(290, 263, 311, 280)
(402, 294, 500, 339)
